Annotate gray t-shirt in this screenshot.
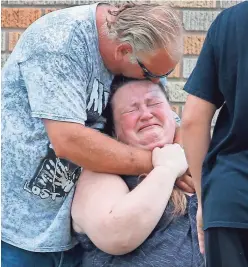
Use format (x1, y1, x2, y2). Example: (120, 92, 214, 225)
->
(1, 3, 113, 252)
(76, 175, 205, 267)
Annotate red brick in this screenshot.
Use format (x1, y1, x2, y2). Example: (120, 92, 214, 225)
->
(168, 62, 181, 78)
(9, 32, 22, 51)
(184, 35, 205, 55)
(1, 8, 42, 28)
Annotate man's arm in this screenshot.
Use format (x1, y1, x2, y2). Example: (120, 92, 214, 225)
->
(173, 126, 195, 193)
(44, 119, 152, 175)
(181, 95, 216, 203)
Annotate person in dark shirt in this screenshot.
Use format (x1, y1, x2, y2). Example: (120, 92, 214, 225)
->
(182, 2, 248, 267)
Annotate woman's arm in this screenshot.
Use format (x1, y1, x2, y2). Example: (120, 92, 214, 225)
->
(72, 145, 187, 255)
(72, 167, 177, 255)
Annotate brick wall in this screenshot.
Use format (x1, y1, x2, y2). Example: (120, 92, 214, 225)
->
(1, 0, 244, 121)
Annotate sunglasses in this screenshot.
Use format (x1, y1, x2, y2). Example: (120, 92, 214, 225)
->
(137, 58, 174, 79)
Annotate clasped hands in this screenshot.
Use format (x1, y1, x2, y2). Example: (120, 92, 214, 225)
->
(152, 144, 195, 194)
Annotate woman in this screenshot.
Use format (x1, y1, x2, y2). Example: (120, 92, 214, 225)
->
(71, 76, 204, 267)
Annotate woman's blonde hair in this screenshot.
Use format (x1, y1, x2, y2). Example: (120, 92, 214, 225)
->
(170, 187, 187, 215)
(105, 1, 183, 62)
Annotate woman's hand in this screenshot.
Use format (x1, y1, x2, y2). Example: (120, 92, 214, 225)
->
(152, 144, 188, 177)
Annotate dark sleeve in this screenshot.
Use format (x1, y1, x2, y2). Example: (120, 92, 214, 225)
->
(184, 23, 224, 109)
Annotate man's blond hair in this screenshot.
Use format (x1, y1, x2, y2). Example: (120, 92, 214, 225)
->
(106, 2, 183, 62)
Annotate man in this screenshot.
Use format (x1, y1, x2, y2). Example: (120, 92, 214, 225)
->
(2, 2, 193, 267)
(182, 2, 248, 267)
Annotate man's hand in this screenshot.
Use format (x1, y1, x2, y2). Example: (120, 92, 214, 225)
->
(196, 205, 205, 254)
(176, 169, 195, 193)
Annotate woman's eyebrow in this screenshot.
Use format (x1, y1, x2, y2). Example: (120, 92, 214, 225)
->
(128, 100, 139, 107)
(145, 93, 162, 100)
(119, 101, 138, 112)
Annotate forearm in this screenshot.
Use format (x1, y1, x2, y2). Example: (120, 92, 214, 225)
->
(182, 95, 215, 204)
(53, 124, 152, 175)
(104, 166, 177, 254)
(182, 122, 211, 204)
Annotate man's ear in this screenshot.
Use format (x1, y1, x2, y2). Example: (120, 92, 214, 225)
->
(115, 43, 133, 61)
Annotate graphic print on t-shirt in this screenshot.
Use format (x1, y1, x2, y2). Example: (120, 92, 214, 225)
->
(86, 78, 110, 125)
(24, 143, 81, 201)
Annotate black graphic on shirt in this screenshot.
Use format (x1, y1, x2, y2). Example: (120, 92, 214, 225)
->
(24, 143, 81, 201)
(86, 78, 110, 129)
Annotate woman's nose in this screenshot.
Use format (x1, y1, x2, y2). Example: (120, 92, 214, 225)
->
(140, 107, 153, 120)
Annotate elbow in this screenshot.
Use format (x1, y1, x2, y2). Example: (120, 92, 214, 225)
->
(93, 218, 141, 255)
(181, 117, 195, 132)
(181, 110, 199, 135)
(52, 144, 65, 159)
(181, 108, 195, 130)
(96, 235, 138, 256)
(107, 235, 139, 255)
(181, 115, 198, 145)
(50, 133, 73, 159)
